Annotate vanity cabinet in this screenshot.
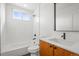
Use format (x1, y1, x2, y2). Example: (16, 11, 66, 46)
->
(39, 40, 54, 56)
(39, 40, 79, 56)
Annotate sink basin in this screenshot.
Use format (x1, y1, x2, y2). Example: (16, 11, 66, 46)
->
(48, 38, 60, 42)
(48, 38, 75, 46)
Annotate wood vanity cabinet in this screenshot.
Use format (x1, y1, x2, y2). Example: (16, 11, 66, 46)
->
(39, 40, 79, 56)
(39, 40, 54, 56)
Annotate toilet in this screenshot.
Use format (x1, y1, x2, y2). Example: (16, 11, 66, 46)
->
(28, 45, 39, 56)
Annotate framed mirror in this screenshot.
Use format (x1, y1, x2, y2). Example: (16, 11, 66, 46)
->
(54, 3, 79, 32)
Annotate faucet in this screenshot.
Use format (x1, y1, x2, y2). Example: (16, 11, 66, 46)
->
(61, 33, 66, 40)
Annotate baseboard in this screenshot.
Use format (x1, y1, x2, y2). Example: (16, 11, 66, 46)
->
(1, 47, 29, 56)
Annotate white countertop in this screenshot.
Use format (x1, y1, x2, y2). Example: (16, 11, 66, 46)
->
(40, 37, 79, 54)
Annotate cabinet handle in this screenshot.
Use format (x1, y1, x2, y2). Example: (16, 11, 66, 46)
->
(54, 47, 57, 49)
(50, 45, 52, 47)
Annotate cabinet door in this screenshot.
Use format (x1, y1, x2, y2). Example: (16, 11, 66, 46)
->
(39, 40, 54, 56)
(64, 50, 72, 56)
(64, 49, 79, 56)
(54, 45, 64, 56)
(70, 53, 79, 56)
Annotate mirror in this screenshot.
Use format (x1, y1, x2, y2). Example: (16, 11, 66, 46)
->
(54, 3, 79, 32)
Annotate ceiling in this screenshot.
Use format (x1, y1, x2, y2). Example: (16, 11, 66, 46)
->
(12, 3, 39, 12)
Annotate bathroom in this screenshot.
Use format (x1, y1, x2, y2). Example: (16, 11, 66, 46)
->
(0, 3, 79, 56)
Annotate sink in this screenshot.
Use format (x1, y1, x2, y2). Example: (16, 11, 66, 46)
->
(40, 35, 75, 46)
(48, 38, 75, 46)
(60, 40, 75, 46)
(48, 38, 60, 42)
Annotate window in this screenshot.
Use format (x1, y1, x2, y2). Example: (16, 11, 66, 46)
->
(13, 9, 22, 20)
(22, 13, 32, 21)
(12, 9, 32, 21)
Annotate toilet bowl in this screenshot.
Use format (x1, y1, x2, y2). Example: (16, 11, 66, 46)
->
(28, 45, 39, 56)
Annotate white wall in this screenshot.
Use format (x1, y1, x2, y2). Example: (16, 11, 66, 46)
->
(1, 3, 6, 54)
(1, 3, 33, 55)
(33, 4, 40, 35)
(0, 4, 1, 55)
(40, 3, 54, 36)
(40, 3, 79, 42)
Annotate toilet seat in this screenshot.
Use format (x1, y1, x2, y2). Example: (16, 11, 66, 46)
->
(28, 45, 39, 54)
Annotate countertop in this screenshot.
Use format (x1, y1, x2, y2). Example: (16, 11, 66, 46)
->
(40, 37, 79, 54)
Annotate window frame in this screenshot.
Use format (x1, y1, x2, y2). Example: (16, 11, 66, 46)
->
(11, 7, 33, 22)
